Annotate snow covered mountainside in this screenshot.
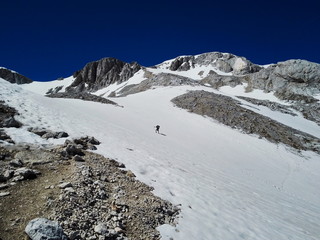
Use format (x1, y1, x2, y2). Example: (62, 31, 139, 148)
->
(1, 52, 320, 240)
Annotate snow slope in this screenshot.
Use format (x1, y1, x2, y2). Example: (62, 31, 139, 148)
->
(2, 77, 320, 240)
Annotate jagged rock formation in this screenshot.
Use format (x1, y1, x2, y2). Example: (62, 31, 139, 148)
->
(0, 67, 33, 84)
(172, 90, 320, 154)
(245, 59, 320, 99)
(157, 52, 262, 75)
(67, 58, 141, 92)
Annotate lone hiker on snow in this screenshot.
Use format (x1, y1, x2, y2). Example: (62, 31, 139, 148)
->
(155, 125, 160, 134)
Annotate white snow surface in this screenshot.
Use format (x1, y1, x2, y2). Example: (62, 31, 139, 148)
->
(20, 76, 75, 95)
(1, 77, 320, 240)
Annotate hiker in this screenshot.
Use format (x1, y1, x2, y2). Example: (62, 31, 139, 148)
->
(155, 125, 160, 133)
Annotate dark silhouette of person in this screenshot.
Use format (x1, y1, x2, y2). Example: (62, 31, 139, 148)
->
(155, 125, 160, 133)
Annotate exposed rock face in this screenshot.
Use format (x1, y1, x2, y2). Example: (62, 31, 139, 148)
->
(0, 67, 33, 84)
(172, 90, 320, 154)
(46, 91, 119, 105)
(161, 52, 262, 75)
(117, 72, 200, 97)
(68, 58, 141, 92)
(200, 70, 243, 88)
(0, 100, 22, 130)
(246, 60, 320, 98)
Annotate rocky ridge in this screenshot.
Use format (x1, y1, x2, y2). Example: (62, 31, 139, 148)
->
(46, 92, 119, 106)
(157, 52, 262, 75)
(0, 68, 33, 84)
(68, 58, 141, 93)
(172, 90, 320, 154)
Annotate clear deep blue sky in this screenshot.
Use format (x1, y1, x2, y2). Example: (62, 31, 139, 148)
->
(1, 0, 319, 81)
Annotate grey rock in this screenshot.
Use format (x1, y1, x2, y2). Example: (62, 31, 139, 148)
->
(25, 218, 68, 240)
(73, 155, 85, 162)
(0, 67, 33, 84)
(58, 182, 73, 189)
(65, 144, 84, 156)
(88, 137, 100, 145)
(0, 183, 9, 190)
(214, 59, 233, 73)
(0, 170, 14, 182)
(2, 116, 22, 128)
(42, 132, 56, 139)
(0, 192, 10, 197)
(94, 223, 109, 235)
(14, 167, 40, 180)
(68, 57, 141, 92)
(117, 72, 200, 97)
(56, 132, 69, 138)
(47, 92, 118, 105)
(9, 159, 24, 167)
(246, 59, 320, 98)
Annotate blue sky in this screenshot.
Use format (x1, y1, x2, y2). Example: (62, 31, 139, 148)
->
(1, 0, 319, 81)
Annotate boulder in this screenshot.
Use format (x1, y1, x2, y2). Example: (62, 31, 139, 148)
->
(65, 144, 84, 156)
(25, 218, 68, 240)
(9, 159, 24, 167)
(2, 116, 22, 128)
(94, 223, 109, 235)
(13, 167, 40, 180)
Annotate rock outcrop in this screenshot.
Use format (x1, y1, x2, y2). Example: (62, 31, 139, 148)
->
(245, 59, 320, 98)
(67, 58, 141, 92)
(46, 92, 119, 105)
(172, 90, 320, 154)
(0, 67, 33, 84)
(158, 52, 262, 75)
(117, 72, 200, 97)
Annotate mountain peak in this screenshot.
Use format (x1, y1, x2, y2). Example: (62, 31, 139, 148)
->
(68, 57, 142, 92)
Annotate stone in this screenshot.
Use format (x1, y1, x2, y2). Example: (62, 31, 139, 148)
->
(126, 170, 136, 178)
(66, 144, 84, 156)
(56, 132, 69, 138)
(73, 155, 85, 162)
(64, 187, 75, 193)
(14, 167, 40, 180)
(0, 183, 9, 190)
(58, 182, 72, 189)
(94, 223, 109, 235)
(2, 116, 22, 128)
(9, 159, 24, 167)
(0, 192, 10, 197)
(88, 137, 100, 145)
(42, 132, 56, 139)
(25, 218, 68, 240)
(0, 170, 14, 182)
